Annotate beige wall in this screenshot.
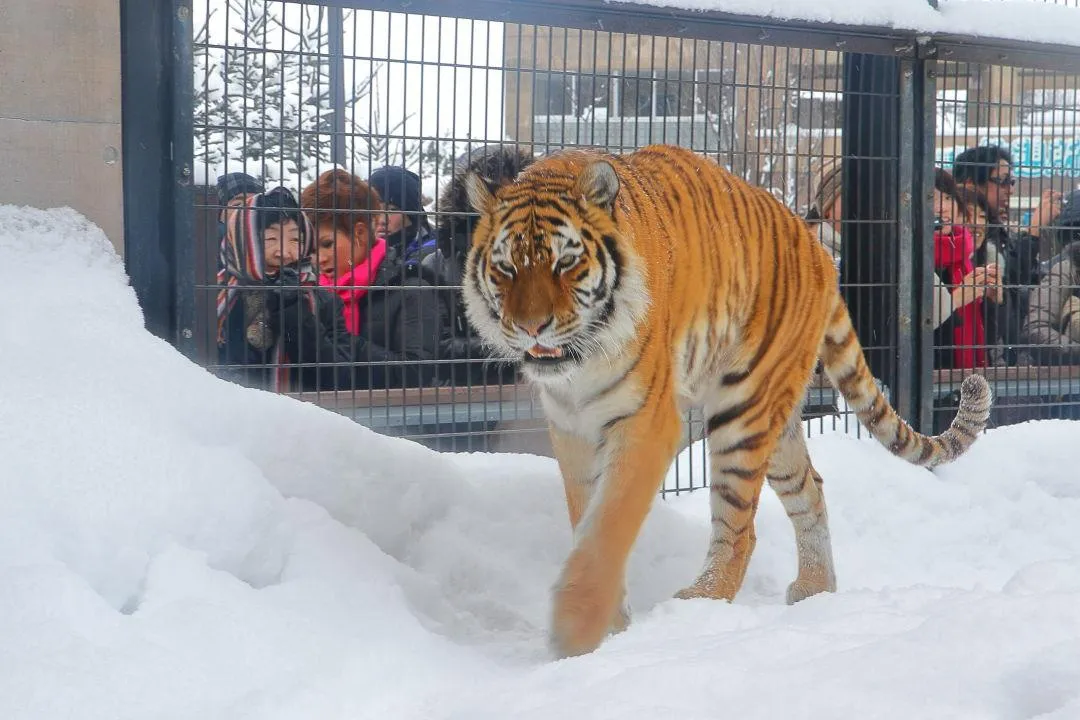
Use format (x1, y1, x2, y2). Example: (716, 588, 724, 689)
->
(0, 0, 124, 253)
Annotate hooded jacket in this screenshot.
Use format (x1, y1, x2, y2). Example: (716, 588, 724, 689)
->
(1021, 241, 1080, 366)
(430, 144, 538, 385)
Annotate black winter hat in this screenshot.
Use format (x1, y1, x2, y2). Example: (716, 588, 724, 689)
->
(369, 166, 424, 214)
(252, 186, 305, 237)
(216, 172, 265, 207)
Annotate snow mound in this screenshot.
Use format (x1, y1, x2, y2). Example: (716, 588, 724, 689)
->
(2, 204, 1080, 719)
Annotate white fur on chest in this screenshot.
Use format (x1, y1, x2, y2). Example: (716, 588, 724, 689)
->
(532, 360, 644, 442)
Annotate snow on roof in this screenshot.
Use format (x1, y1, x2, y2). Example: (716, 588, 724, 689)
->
(612, 0, 1080, 49)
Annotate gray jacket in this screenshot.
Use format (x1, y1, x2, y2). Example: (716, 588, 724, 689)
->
(1021, 241, 1080, 366)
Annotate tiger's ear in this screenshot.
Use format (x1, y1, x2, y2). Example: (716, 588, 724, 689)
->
(575, 160, 620, 213)
(464, 172, 498, 213)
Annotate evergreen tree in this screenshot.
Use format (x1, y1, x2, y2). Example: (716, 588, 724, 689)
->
(193, 0, 283, 183)
(192, 6, 224, 174)
(192, 1, 433, 188)
(272, 4, 335, 182)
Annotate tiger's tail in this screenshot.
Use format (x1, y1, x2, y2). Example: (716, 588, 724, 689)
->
(819, 293, 993, 469)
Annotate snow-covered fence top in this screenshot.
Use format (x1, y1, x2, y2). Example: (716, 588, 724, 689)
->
(612, 0, 1080, 51)
(364, 0, 1080, 69)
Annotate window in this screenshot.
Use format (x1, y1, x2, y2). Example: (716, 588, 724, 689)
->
(796, 89, 843, 130)
(533, 72, 574, 117)
(692, 68, 734, 118)
(612, 71, 698, 118)
(532, 68, 726, 120)
(617, 75, 653, 117)
(574, 76, 612, 119)
(533, 72, 612, 118)
(937, 88, 968, 135)
(654, 71, 696, 118)
(1021, 88, 1080, 126)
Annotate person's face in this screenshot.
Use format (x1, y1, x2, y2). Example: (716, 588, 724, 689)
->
(966, 204, 988, 249)
(934, 189, 962, 229)
(375, 206, 411, 239)
(315, 221, 370, 279)
(263, 220, 302, 276)
(824, 196, 842, 232)
(983, 158, 1014, 217)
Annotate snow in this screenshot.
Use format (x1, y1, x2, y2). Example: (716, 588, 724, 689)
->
(3, 204, 1080, 718)
(615, 0, 1080, 49)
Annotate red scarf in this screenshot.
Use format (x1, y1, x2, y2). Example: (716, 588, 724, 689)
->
(933, 226, 986, 369)
(319, 239, 387, 335)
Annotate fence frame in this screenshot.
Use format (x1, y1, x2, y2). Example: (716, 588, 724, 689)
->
(121, 0, 1080, 438)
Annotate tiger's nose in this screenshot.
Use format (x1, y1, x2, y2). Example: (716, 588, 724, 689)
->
(516, 317, 553, 338)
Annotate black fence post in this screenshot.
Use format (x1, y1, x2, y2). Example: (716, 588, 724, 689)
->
(119, 0, 195, 355)
(120, 0, 175, 343)
(897, 57, 918, 425)
(897, 52, 938, 431)
(841, 52, 900, 402)
(915, 50, 939, 433)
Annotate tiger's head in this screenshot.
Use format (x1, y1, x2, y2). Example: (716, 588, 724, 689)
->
(460, 155, 647, 382)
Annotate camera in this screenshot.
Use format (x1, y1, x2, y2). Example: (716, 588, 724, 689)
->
(276, 266, 301, 286)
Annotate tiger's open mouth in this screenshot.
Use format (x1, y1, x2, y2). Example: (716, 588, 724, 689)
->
(523, 344, 567, 364)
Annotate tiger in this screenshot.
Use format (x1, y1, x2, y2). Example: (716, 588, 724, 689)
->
(460, 143, 993, 660)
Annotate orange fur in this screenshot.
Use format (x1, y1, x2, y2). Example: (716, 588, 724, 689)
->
(461, 144, 993, 659)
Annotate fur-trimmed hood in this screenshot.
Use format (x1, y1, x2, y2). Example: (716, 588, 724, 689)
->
(1066, 239, 1080, 269)
(435, 143, 538, 256)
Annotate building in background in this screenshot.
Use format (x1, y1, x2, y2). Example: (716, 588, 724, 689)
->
(503, 25, 1079, 223)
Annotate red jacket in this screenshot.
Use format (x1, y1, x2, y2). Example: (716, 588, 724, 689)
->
(934, 225, 986, 369)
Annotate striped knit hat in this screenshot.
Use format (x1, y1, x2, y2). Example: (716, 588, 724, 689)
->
(812, 160, 843, 219)
(214, 187, 318, 392)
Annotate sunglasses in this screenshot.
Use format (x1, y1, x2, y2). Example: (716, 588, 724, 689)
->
(987, 175, 1017, 187)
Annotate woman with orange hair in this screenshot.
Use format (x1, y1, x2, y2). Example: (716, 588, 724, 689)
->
(300, 169, 447, 389)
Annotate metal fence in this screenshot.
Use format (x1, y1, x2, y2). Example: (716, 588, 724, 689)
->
(123, 0, 1080, 492)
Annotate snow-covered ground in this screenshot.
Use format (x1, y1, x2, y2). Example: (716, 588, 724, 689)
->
(3, 205, 1080, 719)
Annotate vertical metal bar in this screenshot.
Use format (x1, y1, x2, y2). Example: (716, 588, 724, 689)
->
(899, 52, 937, 431)
(896, 58, 917, 423)
(917, 55, 938, 433)
(173, 0, 196, 359)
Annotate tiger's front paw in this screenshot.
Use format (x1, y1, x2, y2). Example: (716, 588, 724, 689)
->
(610, 594, 632, 635)
(549, 553, 623, 659)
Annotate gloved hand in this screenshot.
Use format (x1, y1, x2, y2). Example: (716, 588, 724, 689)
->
(1062, 295, 1080, 344)
(266, 283, 311, 342)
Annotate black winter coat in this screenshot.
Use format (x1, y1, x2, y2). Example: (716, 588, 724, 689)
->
(339, 244, 449, 390)
(973, 228, 1041, 366)
(420, 249, 518, 386)
(216, 283, 354, 392)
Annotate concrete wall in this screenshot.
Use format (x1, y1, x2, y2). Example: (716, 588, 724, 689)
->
(0, 0, 124, 253)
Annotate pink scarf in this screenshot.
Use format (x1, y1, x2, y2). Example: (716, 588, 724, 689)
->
(319, 239, 387, 335)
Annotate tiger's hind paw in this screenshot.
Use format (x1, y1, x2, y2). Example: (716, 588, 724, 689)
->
(785, 576, 836, 605)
